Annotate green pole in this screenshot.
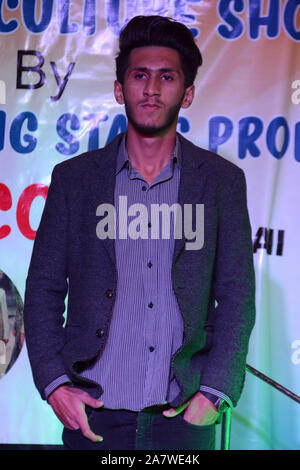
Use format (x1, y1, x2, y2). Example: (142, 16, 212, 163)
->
(220, 408, 232, 450)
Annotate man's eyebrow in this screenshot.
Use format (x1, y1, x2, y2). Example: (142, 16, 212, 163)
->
(130, 66, 180, 74)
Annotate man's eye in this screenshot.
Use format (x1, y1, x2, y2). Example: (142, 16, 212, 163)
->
(134, 73, 146, 80)
(162, 74, 174, 81)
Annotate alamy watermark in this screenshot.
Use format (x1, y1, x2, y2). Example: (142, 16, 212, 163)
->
(96, 196, 204, 250)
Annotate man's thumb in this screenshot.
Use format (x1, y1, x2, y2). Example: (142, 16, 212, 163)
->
(92, 399, 104, 408)
(163, 401, 191, 418)
(163, 407, 177, 418)
(84, 396, 104, 409)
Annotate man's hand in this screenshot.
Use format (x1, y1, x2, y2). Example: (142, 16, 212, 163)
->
(162, 391, 219, 425)
(48, 384, 104, 442)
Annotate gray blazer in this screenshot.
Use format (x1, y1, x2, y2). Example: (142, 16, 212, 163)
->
(23, 132, 255, 408)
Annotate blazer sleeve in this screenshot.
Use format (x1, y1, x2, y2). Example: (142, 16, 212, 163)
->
(199, 168, 256, 407)
(23, 164, 69, 400)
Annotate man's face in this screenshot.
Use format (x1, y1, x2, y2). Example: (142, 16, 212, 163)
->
(114, 46, 194, 136)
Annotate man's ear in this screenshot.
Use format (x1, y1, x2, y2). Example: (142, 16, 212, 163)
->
(114, 80, 125, 105)
(181, 85, 195, 109)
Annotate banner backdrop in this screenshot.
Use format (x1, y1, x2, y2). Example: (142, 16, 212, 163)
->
(0, 0, 299, 450)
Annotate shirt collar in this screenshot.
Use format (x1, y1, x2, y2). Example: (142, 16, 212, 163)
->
(115, 132, 181, 175)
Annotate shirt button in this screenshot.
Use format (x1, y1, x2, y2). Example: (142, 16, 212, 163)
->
(105, 289, 113, 298)
(149, 346, 155, 352)
(96, 329, 105, 338)
(147, 261, 152, 268)
(148, 302, 153, 308)
(142, 185, 147, 191)
(148, 222, 151, 228)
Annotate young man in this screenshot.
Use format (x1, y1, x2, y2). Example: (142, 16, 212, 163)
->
(24, 16, 255, 450)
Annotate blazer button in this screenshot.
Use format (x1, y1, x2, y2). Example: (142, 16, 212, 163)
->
(96, 328, 105, 338)
(106, 289, 114, 298)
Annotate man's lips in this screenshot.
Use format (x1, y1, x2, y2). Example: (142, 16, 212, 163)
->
(140, 101, 162, 110)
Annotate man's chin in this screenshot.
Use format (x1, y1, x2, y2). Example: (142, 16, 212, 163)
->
(128, 121, 174, 137)
(135, 126, 163, 136)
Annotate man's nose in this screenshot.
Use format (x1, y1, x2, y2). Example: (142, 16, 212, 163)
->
(144, 75, 161, 96)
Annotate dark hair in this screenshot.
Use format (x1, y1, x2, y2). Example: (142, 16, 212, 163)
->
(116, 16, 202, 88)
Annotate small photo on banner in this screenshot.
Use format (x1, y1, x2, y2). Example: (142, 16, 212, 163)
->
(0, 270, 24, 379)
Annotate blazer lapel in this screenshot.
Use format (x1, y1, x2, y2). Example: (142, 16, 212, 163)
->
(173, 134, 210, 264)
(89, 134, 124, 267)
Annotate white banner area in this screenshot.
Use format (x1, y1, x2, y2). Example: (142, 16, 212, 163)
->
(0, 0, 300, 450)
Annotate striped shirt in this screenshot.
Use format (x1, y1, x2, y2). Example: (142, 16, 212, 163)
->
(80, 134, 183, 410)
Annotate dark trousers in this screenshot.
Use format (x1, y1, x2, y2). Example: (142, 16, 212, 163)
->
(62, 404, 216, 450)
